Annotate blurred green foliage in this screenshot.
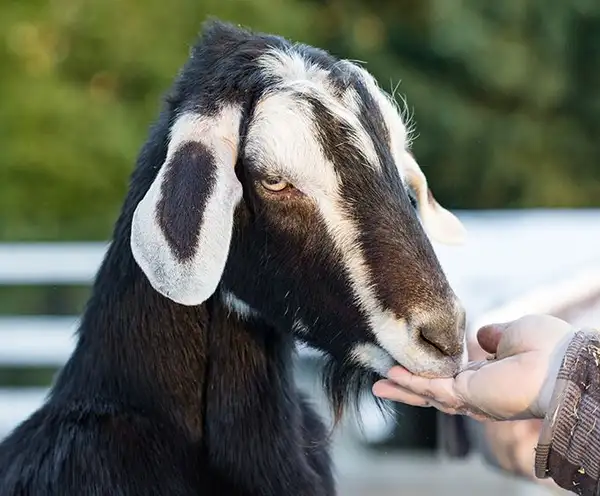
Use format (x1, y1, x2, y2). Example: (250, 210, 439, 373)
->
(1, 0, 599, 242)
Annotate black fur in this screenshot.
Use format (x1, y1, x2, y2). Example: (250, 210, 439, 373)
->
(0, 19, 462, 495)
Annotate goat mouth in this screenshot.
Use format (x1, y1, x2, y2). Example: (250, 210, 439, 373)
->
(398, 354, 465, 379)
(376, 333, 467, 379)
(350, 341, 464, 381)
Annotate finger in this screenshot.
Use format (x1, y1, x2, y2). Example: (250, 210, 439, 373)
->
(494, 314, 575, 358)
(476, 322, 508, 354)
(372, 380, 431, 407)
(372, 380, 476, 417)
(375, 381, 492, 420)
(386, 367, 460, 408)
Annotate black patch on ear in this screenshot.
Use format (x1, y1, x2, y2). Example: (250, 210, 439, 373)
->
(156, 141, 217, 261)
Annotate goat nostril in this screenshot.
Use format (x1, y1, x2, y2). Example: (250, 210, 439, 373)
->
(419, 329, 445, 355)
(418, 326, 459, 357)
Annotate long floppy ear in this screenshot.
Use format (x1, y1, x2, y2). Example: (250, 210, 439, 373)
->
(130, 105, 243, 306)
(402, 152, 466, 246)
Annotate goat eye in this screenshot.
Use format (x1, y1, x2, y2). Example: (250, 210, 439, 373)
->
(260, 177, 290, 192)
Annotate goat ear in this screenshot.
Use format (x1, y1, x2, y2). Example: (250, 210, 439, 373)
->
(402, 153, 466, 246)
(130, 106, 243, 306)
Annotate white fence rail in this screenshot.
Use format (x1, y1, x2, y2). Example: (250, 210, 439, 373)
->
(1, 209, 600, 440)
(0, 242, 105, 285)
(0, 316, 79, 366)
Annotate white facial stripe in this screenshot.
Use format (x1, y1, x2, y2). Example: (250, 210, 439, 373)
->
(256, 49, 380, 170)
(130, 106, 243, 306)
(350, 343, 395, 376)
(259, 48, 333, 93)
(340, 86, 362, 116)
(315, 195, 405, 357)
(246, 91, 340, 197)
(292, 83, 380, 169)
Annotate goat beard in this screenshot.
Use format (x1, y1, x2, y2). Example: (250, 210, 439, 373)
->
(320, 355, 395, 434)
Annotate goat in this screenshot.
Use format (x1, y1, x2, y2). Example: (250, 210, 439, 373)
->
(0, 19, 468, 496)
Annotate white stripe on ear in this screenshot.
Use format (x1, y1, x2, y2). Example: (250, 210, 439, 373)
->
(402, 152, 466, 246)
(130, 105, 243, 306)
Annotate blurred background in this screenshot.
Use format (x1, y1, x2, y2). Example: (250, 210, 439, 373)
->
(0, 0, 599, 494)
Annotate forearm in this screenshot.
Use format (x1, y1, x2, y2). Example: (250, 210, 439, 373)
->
(535, 329, 600, 495)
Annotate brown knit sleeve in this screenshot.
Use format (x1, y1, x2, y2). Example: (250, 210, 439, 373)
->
(535, 329, 600, 495)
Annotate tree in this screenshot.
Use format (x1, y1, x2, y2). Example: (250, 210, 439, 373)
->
(1, 0, 598, 241)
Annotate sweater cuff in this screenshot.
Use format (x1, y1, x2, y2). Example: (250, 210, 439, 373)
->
(535, 329, 600, 494)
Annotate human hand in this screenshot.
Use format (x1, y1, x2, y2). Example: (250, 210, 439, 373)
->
(467, 325, 555, 481)
(372, 314, 575, 421)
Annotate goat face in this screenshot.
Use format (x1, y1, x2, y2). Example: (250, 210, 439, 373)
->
(130, 21, 467, 390)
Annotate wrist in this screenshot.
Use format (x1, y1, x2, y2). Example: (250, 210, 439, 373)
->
(534, 331, 576, 417)
(534, 329, 600, 488)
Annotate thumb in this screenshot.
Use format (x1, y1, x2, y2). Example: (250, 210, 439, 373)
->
(477, 322, 508, 354)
